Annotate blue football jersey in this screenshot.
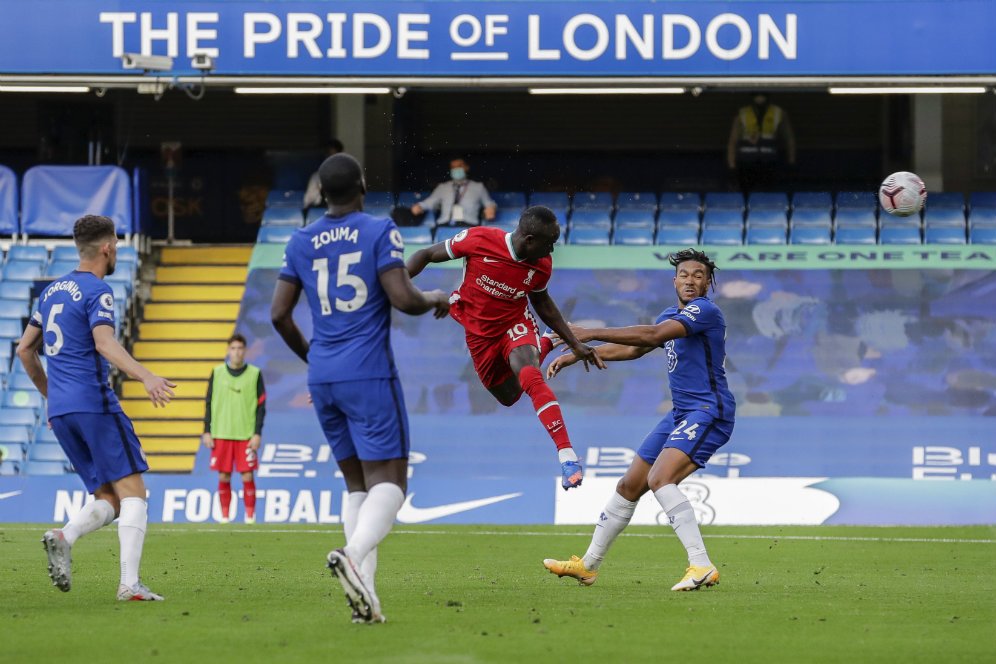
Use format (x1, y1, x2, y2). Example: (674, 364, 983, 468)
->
(278, 211, 407, 384)
(656, 296, 736, 421)
(29, 270, 121, 417)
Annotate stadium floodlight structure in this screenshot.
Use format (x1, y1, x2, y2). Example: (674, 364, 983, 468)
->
(121, 53, 174, 72)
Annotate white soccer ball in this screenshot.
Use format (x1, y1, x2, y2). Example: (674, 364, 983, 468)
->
(878, 171, 927, 217)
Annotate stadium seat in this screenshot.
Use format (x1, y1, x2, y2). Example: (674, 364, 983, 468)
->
(22, 166, 132, 237)
(701, 226, 743, 245)
(746, 210, 788, 227)
(398, 226, 432, 244)
(51, 245, 80, 262)
(612, 227, 654, 246)
(33, 424, 59, 445)
(969, 226, 996, 244)
(491, 208, 522, 229)
(7, 245, 48, 263)
(567, 227, 610, 245)
(746, 225, 787, 245)
(433, 226, 466, 243)
(657, 209, 700, 229)
(261, 206, 303, 227)
(365, 204, 395, 218)
(970, 208, 996, 227)
(613, 210, 656, 230)
(45, 260, 78, 278)
(836, 191, 878, 209)
(265, 189, 305, 208)
(834, 208, 878, 226)
(1, 261, 42, 283)
(659, 192, 700, 210)
(925, 226, 966, 244)
(656, 225, 698, 245)
(616, 192, 658, 211)
(792, 191, 833, 210)
(0, 408, 35, 428)
(834, 225, 876, 244)
(879, 224, 921, 244)
(790, 224, 832, 245)
(572, 192, 614, 211)
(7, 372, 38, 391)
(117, 246, 138, 265)
(748, 192, 789, 211)
(925, 192, 965, 210)
(491, 191, 527, 209)
(366, 191, 395, 208)
(305, 207, 326, 224)
(924, 209, 966, 228)
(791, 209, 833, 227)
(0, 461, 21, 476)
(30, 443, 69, 463)
(3, 389, 43, 412)
(702, 209, 744, 228)
(969, 192, 996, 210)
(529, 192, 569, 210)
(569, 210, 612, 229)
(0, 318, 22, 338)
(0, 164, 16, 236)
(257, 226, 296, 244)
(0, 298, 28, 319)
(24, 460, 69, 475)
(704, 192, 745, 210)
(0, 443, 26, 463)
(0, 425, 31, 449)
(396, 191, 430, 209)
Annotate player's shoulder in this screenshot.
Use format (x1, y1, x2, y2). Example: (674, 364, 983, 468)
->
(682, 297, 724, 323)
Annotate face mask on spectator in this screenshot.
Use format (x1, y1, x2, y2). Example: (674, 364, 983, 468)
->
(450, 168, 466, 181)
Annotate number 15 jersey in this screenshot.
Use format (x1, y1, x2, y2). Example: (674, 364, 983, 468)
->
(278, 211, 406, 385)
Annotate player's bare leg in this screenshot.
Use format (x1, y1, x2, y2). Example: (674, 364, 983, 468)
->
(113, 473, 163, 601)
(648, 449, 719, 591)
(544, 457, 652, 584)
(42, 483, 117, 592)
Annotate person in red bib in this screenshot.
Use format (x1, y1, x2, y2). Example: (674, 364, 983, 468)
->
(202, 333, 266, 523)
(407, 205, 605, 488)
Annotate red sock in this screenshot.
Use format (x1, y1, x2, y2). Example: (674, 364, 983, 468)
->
(518, 365, 572, 451)
(539, 336, 555, 363)
(218, 480, 232, 519)
(243, 480, 256, 518)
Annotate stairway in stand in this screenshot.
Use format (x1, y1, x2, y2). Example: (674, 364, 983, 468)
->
(120, 245, 252, 473)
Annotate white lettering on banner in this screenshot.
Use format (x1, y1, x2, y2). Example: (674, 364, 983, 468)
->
(160, 489, 342, 523)
(912, 446, 996, 481)
(53, 490, 93, 522)
(244, 13, 282, 58)
(399, 14, 431, 59)
(141, 12, 179, 58)
(705, 13, 752, 61)
(564, 14, 610, 61)
(354, 13, 392, 59)
(187, 13, 220, 58)
(616, 15, 653, 60)
(528, 14, 560, 60)
(99, 13, 137, 57)
(663, 15, 700, 59)
(326, 13, 347, 57)
(288, 13, 324, 58)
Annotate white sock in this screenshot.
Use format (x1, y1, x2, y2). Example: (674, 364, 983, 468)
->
(558, 447, 578, 463)
(343, 483, 404, 571)
(342, 491, 378, 595)
(582, 492, 637, 571)
(118, 497, 148, 588)
(653, 484, 711, 568)
(62, 499, 115, 546)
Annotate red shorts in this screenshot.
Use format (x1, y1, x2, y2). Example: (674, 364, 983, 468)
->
(209, 439, 259, 473)
(452, 303, 541, 389)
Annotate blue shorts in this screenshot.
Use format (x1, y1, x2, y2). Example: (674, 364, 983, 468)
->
(637, 410, 734, 469)
(50, 412, 149, 493)
(310, 378, 410, 462)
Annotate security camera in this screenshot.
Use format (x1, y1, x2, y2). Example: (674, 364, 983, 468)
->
(121, 53, 174, 72)
(191, 54, 214, 72)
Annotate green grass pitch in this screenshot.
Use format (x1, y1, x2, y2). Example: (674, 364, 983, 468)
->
(2, 524, 993, 663)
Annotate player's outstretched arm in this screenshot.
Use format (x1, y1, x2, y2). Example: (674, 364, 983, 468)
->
(546, 343, 653, 379)
(571, 319, 687, 348)
(380, 266, 450, 318)
(15, 323, 48, 398)
(92, 325, 175, 407)
(271, 280, 310, 363)
(529, 290, 606, 371)
(406, 242, 452, 279)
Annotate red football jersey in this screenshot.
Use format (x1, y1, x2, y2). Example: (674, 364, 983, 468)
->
(444, 226, 552, 338)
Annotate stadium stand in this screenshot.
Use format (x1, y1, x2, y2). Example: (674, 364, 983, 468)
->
(257, 226, 295, 244)
(491, 191, 527, 210)
(21, 166, 132, 237)
(612, 226, 655, 245)
(659, 192, 701, 211)
(616, 192, 658, 211)
(792, 191, 833, 210)
(265, 189, 305, 208)
(0, 165, 16, 236)
(572, 192, 614, 211)
(261, 206, 303, 227)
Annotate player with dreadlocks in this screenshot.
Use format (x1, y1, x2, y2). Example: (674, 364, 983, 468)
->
(541, 248, 736, 591)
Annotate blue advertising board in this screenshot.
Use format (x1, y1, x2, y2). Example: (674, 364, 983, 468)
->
(0, 1, 993, 76)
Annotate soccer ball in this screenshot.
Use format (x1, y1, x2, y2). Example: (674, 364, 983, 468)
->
(878, 171, 927, 217)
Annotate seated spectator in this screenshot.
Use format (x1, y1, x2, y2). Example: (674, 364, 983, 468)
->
(302, 139, 344, 209)
(411, 157, 496, 226)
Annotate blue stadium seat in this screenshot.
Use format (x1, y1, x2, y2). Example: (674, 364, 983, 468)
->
(791, 210, 833, 227)
(491, 209, 522, 229)
(491, 191, 527, 209)
(656, 226, 698, 245)
(701, 226, 743, 245)
(0, 425, 31, 448)
(969, 226, 996, 244)
(3, 389, 43, 412)
(969, 192, 996, 210)
(924, 209, 966, 227)
(257, 226, 296, 244)
(24, 460, 70, 475)
(834, 208, 878, 226)
(792, 191, 833, 210)
(790, 224, 832, 245)
(746, 226, 786, 245)
(836, 191, 878, 209)
(51, 245, 79, 262)
(7, 245, 48, 264)
(22, 166, 132, 237)
(0, 164, 16, 236)
(613, 210, 656, 230)
(266, 189, 305, 208)
(46, 260, 78, 278)
(364, 204, 395, 218)
(261, 206, 303, 227)
(529, 192, 570, 210)
(433, 226, 467, 243)
(366, 191, 396, 208)
(659, 192, 701, 210)
(0, 461, 21, 476)
(835, 225, 876, 244)
(0, 318, 22, 338)
(925, 192, 965, 210)
(0, 298, 28, 319)
(398, 226, 432, 244)
(657, 209, 699, 229)
(701, 209, 744, 228)
(33, 424, 59, 445)
(879, 224, 921, 244)
(8, 372, 38, 391)
(29, 443, 69, 463)
(397, 191, 432, 209)
(572, 192, 614, 211)
(0, 407, 35, 428)
(0, 443, 26, 463)
(117, 246, 138, 265)
(568, 227, 610, 245)
(748, 192, 789, 211)
(925, 226, 966, 244)
(704, 192, 745, 210)
(569, 210, 612, 229)
(616, 192, 658, 211)
(612, 227, 654, 246)
(970, 209, 996, 227)
(746, 210, 788, 227)
(305, 207, 326, 224)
